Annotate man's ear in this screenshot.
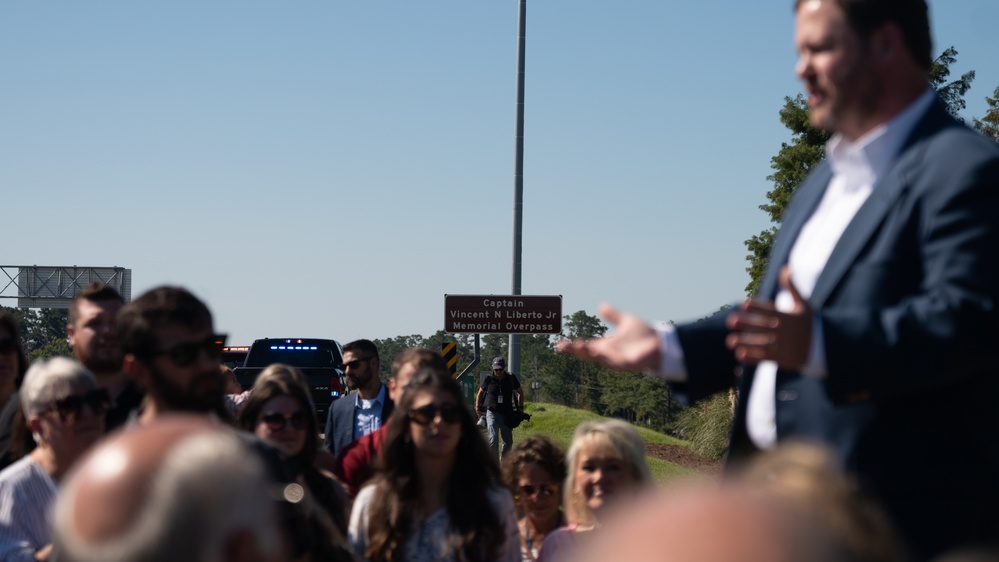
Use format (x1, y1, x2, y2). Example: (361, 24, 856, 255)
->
(66, 322, 77, 347)
(870, 22, 904, 64)
(122, 354, 149, 389)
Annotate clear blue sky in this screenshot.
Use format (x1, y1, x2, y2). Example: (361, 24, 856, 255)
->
(2, 1, 997, 346)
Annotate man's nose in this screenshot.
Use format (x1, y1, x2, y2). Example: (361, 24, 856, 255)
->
(795, 53, 812, 79)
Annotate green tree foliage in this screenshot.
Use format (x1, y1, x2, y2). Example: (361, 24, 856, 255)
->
(370, 311, 671, 436)
(480, 333, 507, 364)
(973, 85, 999, 142)
(560, 311, 609, 412)
(743, 47, 973, 296)
(0, 306, 71, 361)
(29, 338, 73, 362)
(744, 94, 829, 296)
(600, 371, 673, 432)
(929, 47, 976, 120)
(517, 333, 557, 400)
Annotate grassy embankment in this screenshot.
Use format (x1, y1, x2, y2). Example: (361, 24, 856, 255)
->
(511, 402, 704, 483)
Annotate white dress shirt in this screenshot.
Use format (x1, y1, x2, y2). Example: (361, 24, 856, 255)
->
(354, 383, 388, 439)
(657, 88, 936, 449)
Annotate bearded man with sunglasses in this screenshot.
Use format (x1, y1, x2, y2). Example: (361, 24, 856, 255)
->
(323, 339, 393, 456)
(118, 286, 230, 425)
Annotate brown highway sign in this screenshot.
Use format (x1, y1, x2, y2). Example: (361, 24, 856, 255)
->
(444, 294, 562, 334)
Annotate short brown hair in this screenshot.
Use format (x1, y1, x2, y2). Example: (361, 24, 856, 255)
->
(69, 282, 125, 324)
(117, 286, 213, 359)
(502, 434, 567, 508)
(390, 347, 446, 379)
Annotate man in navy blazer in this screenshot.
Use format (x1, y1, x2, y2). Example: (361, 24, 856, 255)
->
(559, 0, 999, 559)
(324, 339, 393, 456)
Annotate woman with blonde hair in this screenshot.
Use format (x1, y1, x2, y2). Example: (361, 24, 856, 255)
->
(536, 419, 653, 562)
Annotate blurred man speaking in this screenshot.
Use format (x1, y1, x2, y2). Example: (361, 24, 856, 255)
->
(558, 0, 999, 558)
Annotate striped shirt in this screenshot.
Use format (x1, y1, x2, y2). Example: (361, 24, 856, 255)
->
(0, 456, 57, 561)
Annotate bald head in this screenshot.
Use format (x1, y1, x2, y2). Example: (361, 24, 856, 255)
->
(54, 415, 284, 562)
(577, 484, 835, 562)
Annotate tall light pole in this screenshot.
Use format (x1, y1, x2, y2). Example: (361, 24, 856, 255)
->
(509, 0, 526, 376)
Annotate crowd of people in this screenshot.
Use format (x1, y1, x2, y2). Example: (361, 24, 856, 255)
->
(1, 284, 674, 562)
(0, 268, 997, 562)
(2, 0, 999, 559)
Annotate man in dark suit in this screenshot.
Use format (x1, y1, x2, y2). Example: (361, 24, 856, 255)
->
(323, 339, 393, 456)
(558, 0, 999, 559)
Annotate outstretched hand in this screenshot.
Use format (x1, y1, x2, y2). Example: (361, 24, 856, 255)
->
(725, 267, 812, 369)
(555, 303, 661, 373)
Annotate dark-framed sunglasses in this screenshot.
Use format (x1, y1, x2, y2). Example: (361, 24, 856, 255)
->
(0, 337, 18, 355)
(338, 356, 375, 370)
(150, 334, 227, 367)
(408, 403, 461, 426)
(519, 483, 558, 499)
(48, 388, 112, 423)
(261, 411, 308, 431)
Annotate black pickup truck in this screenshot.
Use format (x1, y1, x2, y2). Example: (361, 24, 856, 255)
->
(234, 338, 346, 421)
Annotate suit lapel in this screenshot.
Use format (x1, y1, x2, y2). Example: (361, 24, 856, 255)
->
(759, 165, 832, 298)
(809, 100, 947, 306)
(808, 162, 912, 305)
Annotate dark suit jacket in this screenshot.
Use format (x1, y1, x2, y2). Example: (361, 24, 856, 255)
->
(674, 98, 999, 560)
(323, 385, 393, 457)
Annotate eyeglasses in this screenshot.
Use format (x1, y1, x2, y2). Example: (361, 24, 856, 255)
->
(47, 388, 112, 423)
(150, 334, 227, 367)
(519, 483, 558, 499)
(408, 403, 461, 426)
(0, 337, 17, 355)
(338, 356, 374, 370)
(260, 411, 308, 431)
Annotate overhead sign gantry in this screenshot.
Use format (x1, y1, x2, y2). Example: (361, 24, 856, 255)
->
(0, 265, 132, 308)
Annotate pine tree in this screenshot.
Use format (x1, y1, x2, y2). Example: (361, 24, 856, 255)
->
(973, 85, 999, 142)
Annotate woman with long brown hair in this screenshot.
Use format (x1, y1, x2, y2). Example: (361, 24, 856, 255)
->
(238, 364, 351, 561)
(348, 367, 520, 562)
(0, 312, 32, 469)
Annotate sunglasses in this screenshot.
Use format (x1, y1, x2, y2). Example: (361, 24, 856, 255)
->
(47, 388, 112, 423)
(261, 412, 308, 431)
(151, 334, 227, 367)
(0, 337, 17, 355)
(338, 356, 374, 370)
(408, 403, 462, 426)
(519, 483, 558, 499)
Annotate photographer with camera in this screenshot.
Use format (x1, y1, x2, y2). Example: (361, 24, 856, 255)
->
(476, 357, 524, 462)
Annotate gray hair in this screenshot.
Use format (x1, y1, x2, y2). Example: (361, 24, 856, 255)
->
(20, 357, 99, 417)
(52, 429, 283, 562)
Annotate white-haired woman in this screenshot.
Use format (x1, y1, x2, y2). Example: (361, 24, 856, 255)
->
(536, 419, 653, 562)
(0, 357, 108, 562)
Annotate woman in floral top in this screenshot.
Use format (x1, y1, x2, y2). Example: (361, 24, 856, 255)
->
(349, 367, 520, 562)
